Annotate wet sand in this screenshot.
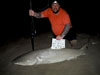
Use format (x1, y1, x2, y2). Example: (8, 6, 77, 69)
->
(0, 32, 100, 75)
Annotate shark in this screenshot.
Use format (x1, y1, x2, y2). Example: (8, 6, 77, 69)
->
(13, 44, 87, 66)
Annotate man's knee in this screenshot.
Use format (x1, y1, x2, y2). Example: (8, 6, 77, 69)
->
(70, 40, 77, 48)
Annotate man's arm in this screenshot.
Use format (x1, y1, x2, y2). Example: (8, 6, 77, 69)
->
(29, 9, 44, 18)
(60, 24, 71, 37)
(56, 24, 71, 40)
(33, 12, 43, 18)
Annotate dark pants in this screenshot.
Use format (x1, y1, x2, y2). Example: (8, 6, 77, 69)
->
(52, 28, 77, 41)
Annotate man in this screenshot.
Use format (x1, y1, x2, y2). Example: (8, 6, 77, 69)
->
(29, 0, 77, 48)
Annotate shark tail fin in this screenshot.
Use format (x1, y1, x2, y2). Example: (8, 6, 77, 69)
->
(80, 43, 88, 50)
(80, 36, 91, 50)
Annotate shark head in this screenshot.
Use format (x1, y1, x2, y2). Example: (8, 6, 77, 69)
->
(13, 51, 38, 66)
(13, 58, 37, 66)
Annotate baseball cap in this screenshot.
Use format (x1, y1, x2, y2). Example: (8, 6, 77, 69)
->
(49, 0, 61, 5)
(53, 0, 58, 4)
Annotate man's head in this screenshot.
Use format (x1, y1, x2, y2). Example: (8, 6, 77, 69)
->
(51, 0, 60, 14)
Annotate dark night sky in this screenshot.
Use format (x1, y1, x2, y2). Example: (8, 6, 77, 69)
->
(0, 0, 99, 45)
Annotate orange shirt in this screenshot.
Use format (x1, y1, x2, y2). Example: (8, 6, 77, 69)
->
(41, 8, 72, 35)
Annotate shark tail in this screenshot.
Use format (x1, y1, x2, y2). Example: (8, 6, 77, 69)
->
(80, 35, 91, 50)
(80, 43, 88, 50)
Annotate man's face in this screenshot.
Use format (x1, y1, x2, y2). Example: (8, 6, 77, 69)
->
(51, 3, 60, 14)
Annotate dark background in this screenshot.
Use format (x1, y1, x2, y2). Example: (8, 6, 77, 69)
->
(0, 0, 99, 45)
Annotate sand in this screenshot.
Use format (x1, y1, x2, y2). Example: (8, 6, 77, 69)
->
(0, 32, 100, 75)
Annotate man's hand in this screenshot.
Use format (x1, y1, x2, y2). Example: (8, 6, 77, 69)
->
(56, 35, 64, 40)
(29, 9, 35, 16)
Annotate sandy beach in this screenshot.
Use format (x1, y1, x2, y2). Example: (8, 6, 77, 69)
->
(0, 32, 100, 75)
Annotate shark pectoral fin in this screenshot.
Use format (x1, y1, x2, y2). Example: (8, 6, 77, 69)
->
(37, 56, 43, 61)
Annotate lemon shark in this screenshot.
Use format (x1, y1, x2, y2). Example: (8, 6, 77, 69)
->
(13, 44, 87, 66)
